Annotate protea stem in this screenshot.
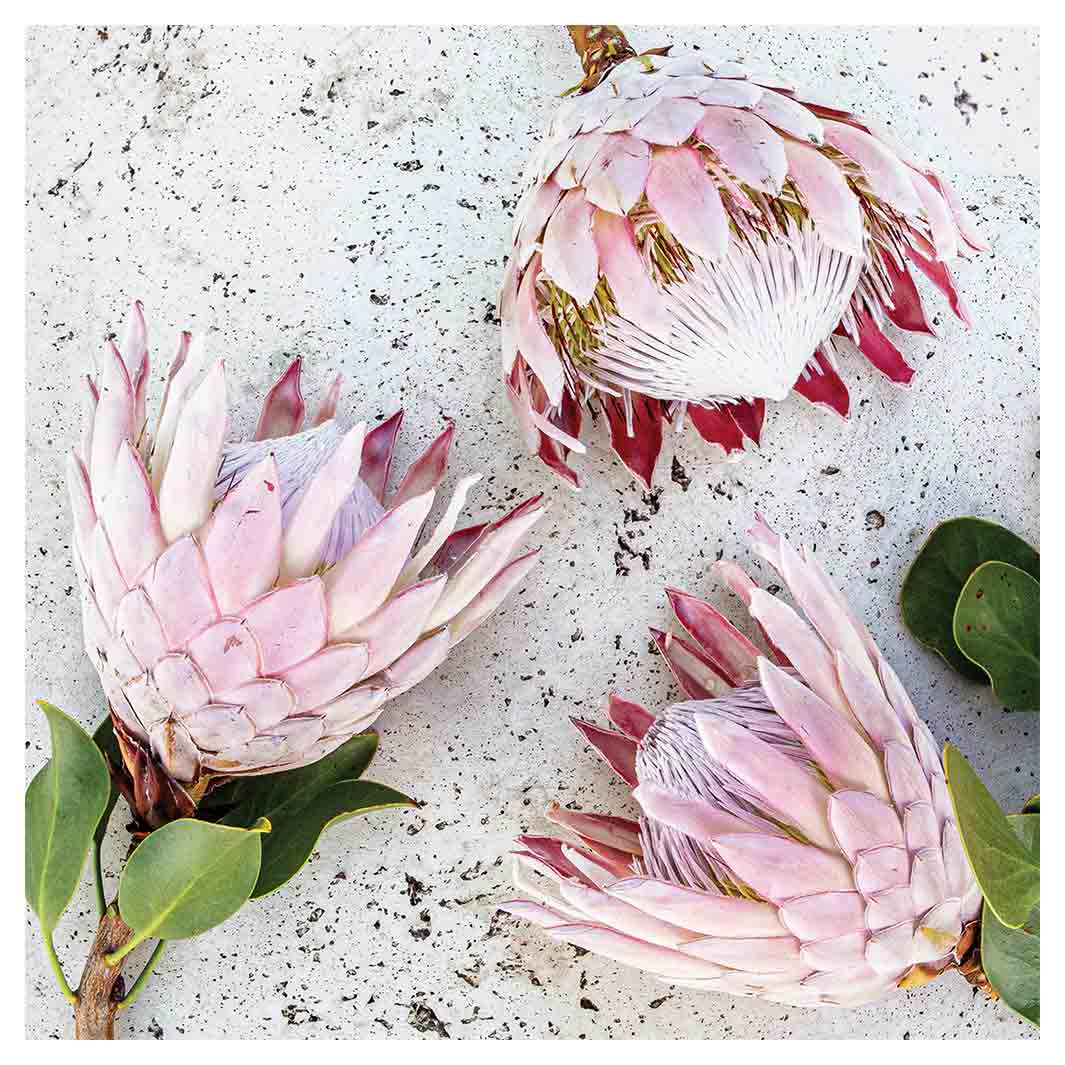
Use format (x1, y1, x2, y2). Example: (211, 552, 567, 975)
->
(566, 25, 636, 89)
(73, 906, 134, 1040)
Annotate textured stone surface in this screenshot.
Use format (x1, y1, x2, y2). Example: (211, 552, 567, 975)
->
(26, 25, 1038, 1039)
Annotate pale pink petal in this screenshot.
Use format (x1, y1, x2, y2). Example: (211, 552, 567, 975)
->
(828, 791, 905, 863)
(911, 171, 960, 261)
(144, 535, 219, 649)
(542, 188, 600, 304)
(115, 587, 168, 670)
(759, 660, 887, 797)
(203, 455, 283, 614)
(782, 139, 863, 257)
(695, 106, 787, 194)
(681, 935, 801, 970)
(835, 651, 911, 750)
(592, 210, 663, 332)
(151, 332, 204, 493)
(324, 490, 436, 636)
(375, 629, 451, 694)
(187, 618, 262, 693)
(447, 547, 541, 645)
(865, 920, 915, 974)
(712, 834, 853, 903)
(752, 89, 824, 144)
(426, 496, 545, 628)
(241, 578, 327, 674)
(545, 923, 726, 981)
(312, 374, 343, 427)
(854, 846, 909, 895)
(90, 341, 135, 510)
(747, 589, 846, 715)
(158, 359, 227, 542)
(799, 930, 868, 969)
(281, 643, 370, 710)
(645, 146, 728, 262)
(557, 880, 698, 948)
(822, 120, 922, 214)
(779, 891, 867, 940)
(345, 575, 447, 676)
(281, 423, 366, 581)
(221, 679, 295, 731)
(607, 878, 784, 937)
(153, 653, 211, 714)
(631, 98, 705, 146)
(89, 524, 128, 627)
(695, 714, 835, 849)
(633, 783, 763, 840)
(583, 133, 652, 214)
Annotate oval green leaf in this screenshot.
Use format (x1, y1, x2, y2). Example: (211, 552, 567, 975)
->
(901, 518, 1039, 682)
(251, 780, 414, 898)
(1023, 793, 1040, 814)
(982, 907, 1039, 1026)
(954, 561, 1039, 710)
(943, 745, 1039, 928)
(118, 817, 269, 941)
(982, 814, 1039, 1027)
(25, 701, 112, 933)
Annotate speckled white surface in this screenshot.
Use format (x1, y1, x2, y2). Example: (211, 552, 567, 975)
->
(25, 25, 1039, 1040)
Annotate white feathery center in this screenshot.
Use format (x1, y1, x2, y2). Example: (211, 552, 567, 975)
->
(585, 223, 863, 405)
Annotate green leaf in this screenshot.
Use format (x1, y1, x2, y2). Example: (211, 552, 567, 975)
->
(92, 715, 122, 846)
(982, 908, 1039, 1026)
(118, 817, 269, 942)
(1008, 812, 1040, 858)
(954, 562, 1039, 710)
(900, 518, 1039, 682)
(25, 701, 112, 933)
(1023, 793, 1040, 814)
(943, 745, 1039, 928)
(251, 780, 413, 897)
(218, 733, 414, 897)
(982, 813, 1040, 1027)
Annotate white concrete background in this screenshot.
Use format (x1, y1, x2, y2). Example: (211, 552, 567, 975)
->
(25, 25, 1038, 1040)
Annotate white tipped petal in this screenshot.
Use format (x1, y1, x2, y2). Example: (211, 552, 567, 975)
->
(158, 359, 227, 543)
(203, 455, 283, 614)
(645, 146, 729, 263)
(324, 490, 436, 636)
(281, 422, 366, 581)
(542, 188, 599, 304)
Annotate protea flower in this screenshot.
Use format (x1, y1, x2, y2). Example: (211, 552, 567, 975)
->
(501, 516, 982, 1007)
(501, 26, 986, 488)
(69, 303, 544, 822)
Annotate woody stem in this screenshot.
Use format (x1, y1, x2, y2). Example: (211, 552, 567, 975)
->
(566, 25, 637, 86)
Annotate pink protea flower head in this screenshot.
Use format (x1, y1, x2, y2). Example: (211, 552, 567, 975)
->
(501, 516, 981, 1008)
(70, 303, 545, 815)
(501, 28, 987, 488)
